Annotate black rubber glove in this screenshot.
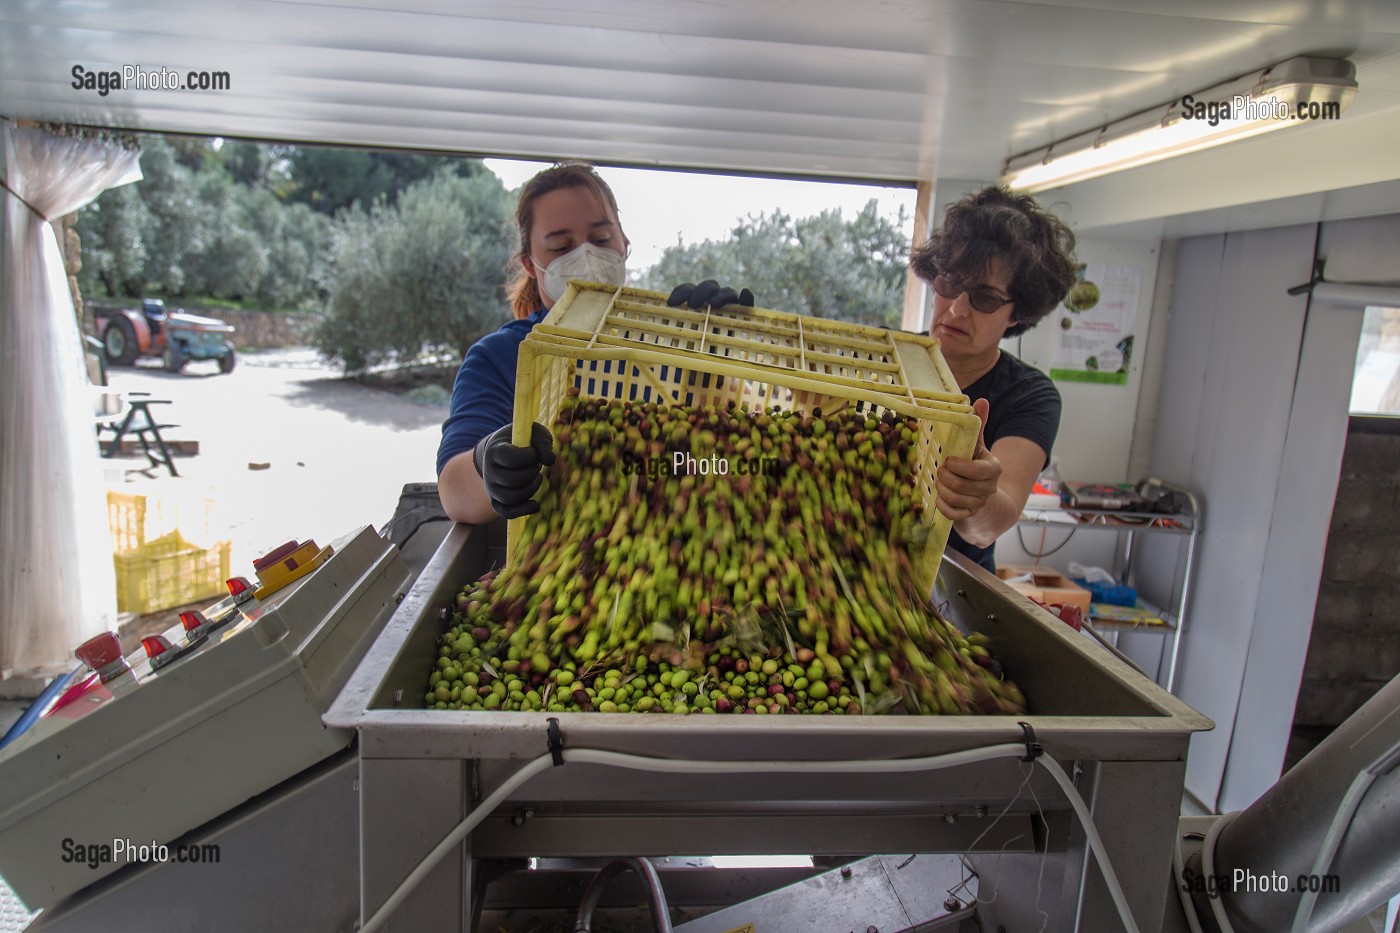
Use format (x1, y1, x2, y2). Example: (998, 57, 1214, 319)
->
(472, 422, 556, 518)
(667, 279, 755, 310)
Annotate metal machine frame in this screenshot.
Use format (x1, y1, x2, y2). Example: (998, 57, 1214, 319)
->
(325, 522, 1212, 933)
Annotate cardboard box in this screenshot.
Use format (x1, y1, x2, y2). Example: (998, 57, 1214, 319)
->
(996, 565, 1092, 613)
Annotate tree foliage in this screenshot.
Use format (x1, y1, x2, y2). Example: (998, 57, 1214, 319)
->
(312, 169, 514, 373)
(257, 199, 333, 310)
(75, 182, 152, 297)
(75, 135, 915, 378)
(78, 137, 339, 311)
(126, 137, 204, 297)
(641, 200, 911, 328)
(284, 147, 488, 215)
(76, 137, 497, 322)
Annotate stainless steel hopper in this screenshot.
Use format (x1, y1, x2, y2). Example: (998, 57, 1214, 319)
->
(326, 522, 1212, 933)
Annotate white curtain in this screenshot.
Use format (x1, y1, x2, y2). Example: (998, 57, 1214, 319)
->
(0, 121, 142, 680)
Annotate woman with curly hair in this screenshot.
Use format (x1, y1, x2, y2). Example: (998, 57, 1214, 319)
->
(910, 186, 1078, 572)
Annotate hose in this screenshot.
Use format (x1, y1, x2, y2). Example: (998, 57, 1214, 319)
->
(1201, 811, 1240, 933)
(1290, 738, 1400, 933)
(357, 752, 556, 933)
(1178, 737, 1400, 933)
(573, 857, 672, 933)
(1173, 831, 1207, 933)
(356, 740, 1144, 933)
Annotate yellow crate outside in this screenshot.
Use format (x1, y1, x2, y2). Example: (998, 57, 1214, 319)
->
(113, 529, 232, 615)
(511, 283, 983, 599)
(107, 488, 217, 554)
(107, 490, 148, 554)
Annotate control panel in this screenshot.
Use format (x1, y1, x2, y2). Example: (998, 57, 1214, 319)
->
(0, 525, 410, 911)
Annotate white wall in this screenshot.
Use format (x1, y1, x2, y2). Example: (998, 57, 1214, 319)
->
(933, 185, 1397, 812)
(995, 235, 1161, 571)
(1215, 216, 1399, 809)
(1012, 236, 1160, 483)
(1140, 221, 1371, 812)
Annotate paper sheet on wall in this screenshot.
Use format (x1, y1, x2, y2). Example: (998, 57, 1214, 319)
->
(1049, 263, 1141, 385)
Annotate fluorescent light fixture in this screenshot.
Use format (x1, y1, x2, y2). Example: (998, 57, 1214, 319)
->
(708, 855, 815, 869)
(1001, 56, 1357, 193)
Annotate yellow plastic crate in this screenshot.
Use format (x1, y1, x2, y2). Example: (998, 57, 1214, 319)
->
(107, 489, 217, 554)
(107, 490, 148, 554)
(535, 282, 972, 411)
(511, 283, 982, 598)
(113, 529, 232, 615)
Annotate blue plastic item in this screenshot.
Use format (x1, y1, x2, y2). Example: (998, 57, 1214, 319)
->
(1073, 578, 1137, 607)
(0, 666, 85, 752)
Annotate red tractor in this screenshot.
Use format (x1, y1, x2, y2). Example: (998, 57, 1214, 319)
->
(95, 298, 237, 373)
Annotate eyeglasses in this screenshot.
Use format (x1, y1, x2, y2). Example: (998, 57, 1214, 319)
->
(931, 273, 1012, 314)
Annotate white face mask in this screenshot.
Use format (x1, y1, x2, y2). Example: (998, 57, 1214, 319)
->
(535, 242, 626, 304)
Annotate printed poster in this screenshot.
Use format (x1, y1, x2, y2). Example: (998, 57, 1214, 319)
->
(1049, 263, 1141, 385)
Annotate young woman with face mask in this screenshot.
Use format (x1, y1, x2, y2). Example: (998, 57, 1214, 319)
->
(437, 161, 753, 524)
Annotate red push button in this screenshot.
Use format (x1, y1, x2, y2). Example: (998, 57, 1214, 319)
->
(75, 632, 123, 671)
(75, 631, 131, 684)
(179, 610, 208, 633)
(225, 576, 256, 604)
(141, 635, 173, 659)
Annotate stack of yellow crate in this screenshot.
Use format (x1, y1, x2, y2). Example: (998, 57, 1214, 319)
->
(107, 490, 231, 614)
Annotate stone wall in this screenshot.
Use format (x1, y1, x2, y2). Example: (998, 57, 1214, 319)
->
(85, 304, 317, 350)
(61, 214, 83, 324)
(1287, 416, 1400, 770)
(210, 308, 316, 349)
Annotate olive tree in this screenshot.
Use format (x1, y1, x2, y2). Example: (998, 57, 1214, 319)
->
(642, 200, 911, 328)
(314, 168, 513, 374)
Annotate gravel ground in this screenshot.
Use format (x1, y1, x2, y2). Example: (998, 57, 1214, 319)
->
(103, 347, 448, 603)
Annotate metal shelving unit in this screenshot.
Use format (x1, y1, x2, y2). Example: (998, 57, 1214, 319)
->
(1016, 479, 1202, 694)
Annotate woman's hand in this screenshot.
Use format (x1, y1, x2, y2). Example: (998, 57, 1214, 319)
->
(936, 399, 1000, 523)
(474, 422, 557, 518)
(667, 280, 755, 309)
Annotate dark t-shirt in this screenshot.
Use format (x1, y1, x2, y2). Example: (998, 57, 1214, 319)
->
(946, 351, 1061, 573)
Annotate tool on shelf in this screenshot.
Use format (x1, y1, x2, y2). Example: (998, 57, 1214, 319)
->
(1015, 477, 1201, 693)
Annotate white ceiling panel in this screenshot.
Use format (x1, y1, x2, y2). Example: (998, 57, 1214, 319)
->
(2, 0, 1400, 230)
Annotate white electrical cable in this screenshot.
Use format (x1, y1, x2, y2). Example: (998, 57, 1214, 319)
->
(357, 741, 1144, 933)
(1031, 753, 1143, 933)
(1172, 833, 1208, 933)
(357, 752, 556, 933)
(1201, 811, 1240, 933)
(571, 743, 1025, 775)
